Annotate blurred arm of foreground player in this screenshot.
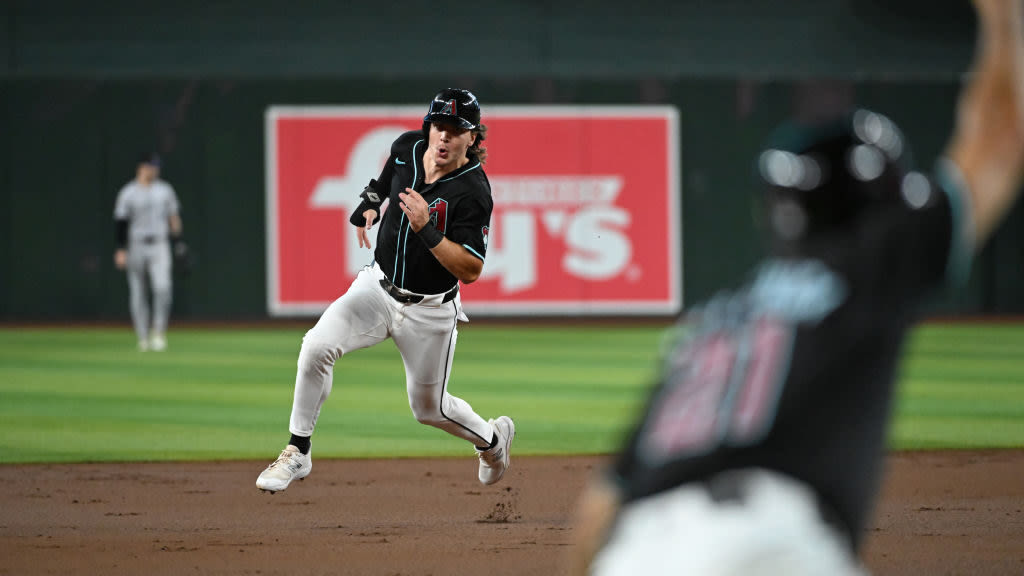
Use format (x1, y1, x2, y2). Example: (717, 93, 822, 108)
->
(565, 474, 622, 576)
(947, 0, 1024, 249)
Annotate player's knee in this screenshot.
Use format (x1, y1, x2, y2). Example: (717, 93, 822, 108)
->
(297, 339, 340, 375)
(409, 399, 444, 427)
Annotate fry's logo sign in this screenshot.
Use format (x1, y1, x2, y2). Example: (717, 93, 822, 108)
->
(266, 106, 680, 316)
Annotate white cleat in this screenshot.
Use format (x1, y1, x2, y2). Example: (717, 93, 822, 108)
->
(256, 445, 312, 493)
(138, 339, 150, 352)
(477, 416, 515, 485)
(150, 334, 167, 351)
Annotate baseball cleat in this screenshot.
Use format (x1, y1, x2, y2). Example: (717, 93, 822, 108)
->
(477, 416, 515, 485)
(256, 445, 312, 493)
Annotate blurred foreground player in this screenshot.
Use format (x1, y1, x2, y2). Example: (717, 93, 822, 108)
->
(570, 1, 1024, 574)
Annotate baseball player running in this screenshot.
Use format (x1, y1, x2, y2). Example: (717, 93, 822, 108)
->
(113, 153, 182, 352)
(257, 88, 514, 493)
(570, 1, 1024, 574)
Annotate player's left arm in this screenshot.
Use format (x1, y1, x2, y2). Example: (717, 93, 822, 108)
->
(166, 185, 186, 260)
(170, 213, 182, 237)
(167, 184, 183, 236)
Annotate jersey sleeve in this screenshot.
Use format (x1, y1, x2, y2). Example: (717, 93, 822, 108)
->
(932, 159, 975, 288)
(349, 133, 419, 227)
(113, 185, 131, 220)
(447, 186, 493, 261)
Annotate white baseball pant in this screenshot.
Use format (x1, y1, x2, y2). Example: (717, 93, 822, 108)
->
(591, 468, 867, 576)
(126, 239, 173, 343)
(288, 263, 494, 447)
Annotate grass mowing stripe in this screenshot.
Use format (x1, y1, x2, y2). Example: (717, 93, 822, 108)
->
(0, 322, 1021, 463)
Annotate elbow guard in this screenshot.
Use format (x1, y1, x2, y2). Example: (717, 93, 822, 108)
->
(349, 179, 385, 227)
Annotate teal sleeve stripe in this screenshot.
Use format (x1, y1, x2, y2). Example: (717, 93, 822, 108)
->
(934, 158, 975, 288)
(462, 244, 485, 261)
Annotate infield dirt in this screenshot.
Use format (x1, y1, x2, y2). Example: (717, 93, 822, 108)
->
(1, 451, 1022, 575)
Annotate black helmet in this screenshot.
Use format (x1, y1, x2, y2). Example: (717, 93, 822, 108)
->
(758, 109, 910, 240)
(423, 88, 481, 131)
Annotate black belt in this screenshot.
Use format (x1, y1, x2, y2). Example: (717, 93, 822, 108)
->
(139, 235, 163, 245)
(379, 276, 458, 305)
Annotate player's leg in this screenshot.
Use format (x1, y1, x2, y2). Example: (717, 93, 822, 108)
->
(126, 246, 150, 350)
(393, 297, 515, 485)
(257, 267, 391, 492)
(288, 269, 391, 438)
(148, 243, 173, 351)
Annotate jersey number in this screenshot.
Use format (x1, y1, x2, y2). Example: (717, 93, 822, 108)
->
(642, 317, 793, 461)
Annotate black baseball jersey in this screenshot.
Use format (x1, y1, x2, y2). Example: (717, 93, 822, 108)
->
(611, 162, 972, 551)
(349, 130, 493, 295)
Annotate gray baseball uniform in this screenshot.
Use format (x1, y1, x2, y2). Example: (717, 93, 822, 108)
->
(113, 178, 180, 346)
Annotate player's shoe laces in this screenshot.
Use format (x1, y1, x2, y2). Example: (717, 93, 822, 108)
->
(477, 416, 515, 485)
(256, 445, 312, 493)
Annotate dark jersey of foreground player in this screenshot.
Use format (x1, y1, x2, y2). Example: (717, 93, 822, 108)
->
(350, 130, 493, 295)
(612, 162, 971, 552)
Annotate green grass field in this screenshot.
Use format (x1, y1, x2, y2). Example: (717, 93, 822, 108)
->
(0, 322, 1022, 464)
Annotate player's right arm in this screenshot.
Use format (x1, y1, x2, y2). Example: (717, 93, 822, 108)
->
(945, 0, 1024, 250)
(113, 185, 131, 269)
(357, 208, 378, 249)
(351, 177, 386, 249)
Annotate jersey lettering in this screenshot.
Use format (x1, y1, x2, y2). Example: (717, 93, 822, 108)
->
(729, 317, 791, 440)
(640, 314, 794, 465)
(644, 335, 737, 458)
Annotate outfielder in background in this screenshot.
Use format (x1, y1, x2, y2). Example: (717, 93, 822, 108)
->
(570, 0, 1024, 574)
(113, 153, 184, 352)
(257, 88, 515, 493)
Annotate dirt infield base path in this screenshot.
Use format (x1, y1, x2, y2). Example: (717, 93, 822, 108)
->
(1, 451, 1022, 575)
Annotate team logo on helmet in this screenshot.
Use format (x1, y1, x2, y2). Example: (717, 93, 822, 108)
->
(439, 99, 456, 116)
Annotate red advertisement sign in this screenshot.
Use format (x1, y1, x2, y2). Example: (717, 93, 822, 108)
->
(266, 106, 680, 316)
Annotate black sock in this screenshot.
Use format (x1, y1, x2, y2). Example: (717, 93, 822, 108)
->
(476, 432, 498, 452)
(289, 434, 311, 455)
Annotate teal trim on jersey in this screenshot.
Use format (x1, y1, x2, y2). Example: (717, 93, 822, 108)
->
(394, 140, 425, 288)
(439, 161, 481, 182)
(395, 158, 406, 165)
(400, 223, 412, 287)
(462, 244, 484, 261)
(934, 158, 975, 288)
(393, 211, 408, 288)
(412, 140, 422, 185)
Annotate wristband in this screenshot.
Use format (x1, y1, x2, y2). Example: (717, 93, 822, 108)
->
(416, 225, 444, 249)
